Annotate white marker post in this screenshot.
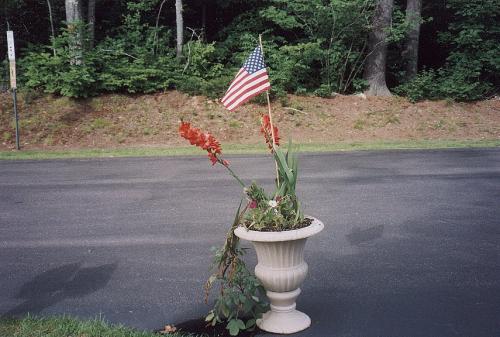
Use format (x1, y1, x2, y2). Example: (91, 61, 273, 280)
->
(7, 30, 19, 150)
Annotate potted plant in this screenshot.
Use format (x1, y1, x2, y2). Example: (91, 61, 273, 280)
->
(178, 40, 323, 336)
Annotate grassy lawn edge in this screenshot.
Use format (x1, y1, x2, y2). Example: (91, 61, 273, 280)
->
(0, 315, 198, 337)
(0, 139, 499, 160)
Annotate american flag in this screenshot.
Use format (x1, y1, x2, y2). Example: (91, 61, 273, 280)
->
(221, 46, 271, 111)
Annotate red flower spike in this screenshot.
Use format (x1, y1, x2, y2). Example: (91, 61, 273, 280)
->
(260, 115, 280, 150)
(208, 152, 218, 165)
(179, 121, 226, 166)
(179, 121, 191, 138)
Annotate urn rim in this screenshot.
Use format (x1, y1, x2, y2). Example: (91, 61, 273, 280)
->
(233, 216, 324, 242)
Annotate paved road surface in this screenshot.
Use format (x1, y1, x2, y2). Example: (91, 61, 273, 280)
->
(1, 148, 499, 337)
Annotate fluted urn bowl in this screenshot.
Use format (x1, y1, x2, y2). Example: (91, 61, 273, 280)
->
(234, 217, 324, 334)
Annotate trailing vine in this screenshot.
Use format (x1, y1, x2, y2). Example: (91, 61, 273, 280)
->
(204, 202, 268, 336)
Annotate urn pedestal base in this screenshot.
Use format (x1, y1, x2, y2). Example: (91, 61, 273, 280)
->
(234, 217, 324, 334)
(257, 288, 311, 334)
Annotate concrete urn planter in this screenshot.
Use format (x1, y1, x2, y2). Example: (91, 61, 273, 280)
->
(233, 217, 324, 334)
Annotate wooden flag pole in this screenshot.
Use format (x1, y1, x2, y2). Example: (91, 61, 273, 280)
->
(259, 34, 280, 188)
(258, 34, 277, 150)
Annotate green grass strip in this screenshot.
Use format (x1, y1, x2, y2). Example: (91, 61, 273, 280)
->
(0, 315, 198, 337)
(0, 139, 499, 160)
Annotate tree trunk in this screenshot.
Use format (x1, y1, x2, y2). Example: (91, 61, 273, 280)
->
(46, 0, 56, 56)
(364, 0, 394, 96)
(65, 0, 83, 29)
(402, 0, 422, 81)
(65, 0, 83, 64)
(201, 2, 206, 40)
(175, 0, 183, 59)
(153, 0, 168, 55)
(87, 0, 96, 49)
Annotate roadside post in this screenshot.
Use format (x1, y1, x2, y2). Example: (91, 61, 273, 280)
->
(7, 30, 20, 150)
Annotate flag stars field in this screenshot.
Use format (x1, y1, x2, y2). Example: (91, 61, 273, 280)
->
(221, 46, 271, 112)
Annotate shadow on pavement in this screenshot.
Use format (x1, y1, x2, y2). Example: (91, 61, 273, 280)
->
(346, 225, 384, 246)
(1, 262, 117, 318)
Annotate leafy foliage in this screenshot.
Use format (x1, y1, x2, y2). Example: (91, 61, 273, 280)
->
(8, 0, 499, 100)
(18, 8, 228, 98)
(20, 28, 99, 97)
(439, 0, 499, 100)
(395, 68, 492, 102)
(393, 70, 439, 102)
(204, 205, 268, 336)
(395, 0, 499, 101)
(175, 41, 233, 98)
(241, 141, 307, 232)
(258, 0, 374, 95)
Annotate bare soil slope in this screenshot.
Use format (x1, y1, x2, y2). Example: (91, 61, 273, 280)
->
(1, 91, 498, 150)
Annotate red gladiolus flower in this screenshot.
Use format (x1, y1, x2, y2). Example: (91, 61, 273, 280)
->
(207, 152, 217, 165)
(179, 121, 246, 188)
(179, 121, 223, 165)
(260, 115, 280, 150)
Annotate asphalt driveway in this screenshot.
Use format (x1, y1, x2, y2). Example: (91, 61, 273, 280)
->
(1, 148, 499, 336)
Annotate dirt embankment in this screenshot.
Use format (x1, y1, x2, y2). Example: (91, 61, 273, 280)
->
(0, 91, 499, 150)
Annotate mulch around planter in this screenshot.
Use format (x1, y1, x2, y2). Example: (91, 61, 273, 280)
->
(156, 317, 264, 337)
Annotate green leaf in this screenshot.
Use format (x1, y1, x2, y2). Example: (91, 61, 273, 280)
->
(238, 294, 247, 304)
(227, 318, 246, 336)
(245, 319, 256, 329)
(221, 303, 230, 318)
(237, 319, 246, 329)
(274, 147, 292, 183)
(205, 311, 215, 322)
(242, 299, 254, 313)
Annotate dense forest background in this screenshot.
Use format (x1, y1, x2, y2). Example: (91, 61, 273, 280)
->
(1, 0, 499, 101)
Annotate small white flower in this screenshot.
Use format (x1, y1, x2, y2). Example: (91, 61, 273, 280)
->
(268, 200, 278, 208)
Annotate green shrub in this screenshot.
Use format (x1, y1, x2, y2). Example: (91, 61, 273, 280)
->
(218, 0, 374, 96)
(175, 41, 232, 98)
(18, 19, 232, 99)
(394, 68, 492, 102)
(398, 0, 499, 102)
(267, 42, 324, 96)
(436, 68, 492, 101)
(314, 84, 333, 98)
(6, 0, 500, 103)
(394, 70, 440, 102)
(21, 52, 99, 98)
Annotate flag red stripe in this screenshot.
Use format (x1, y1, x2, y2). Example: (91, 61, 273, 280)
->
(220, 45, 272, 111)
(223, 76, 269, 108)
(225, 68, 245, 93)
(222, 69, 249, 103)
(222, 71, 269, 106)
(224, 80, 270, 110)
(223, 70, 247, 99)
(226, 83, 271, 111)
(222, 68, 267, 103)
